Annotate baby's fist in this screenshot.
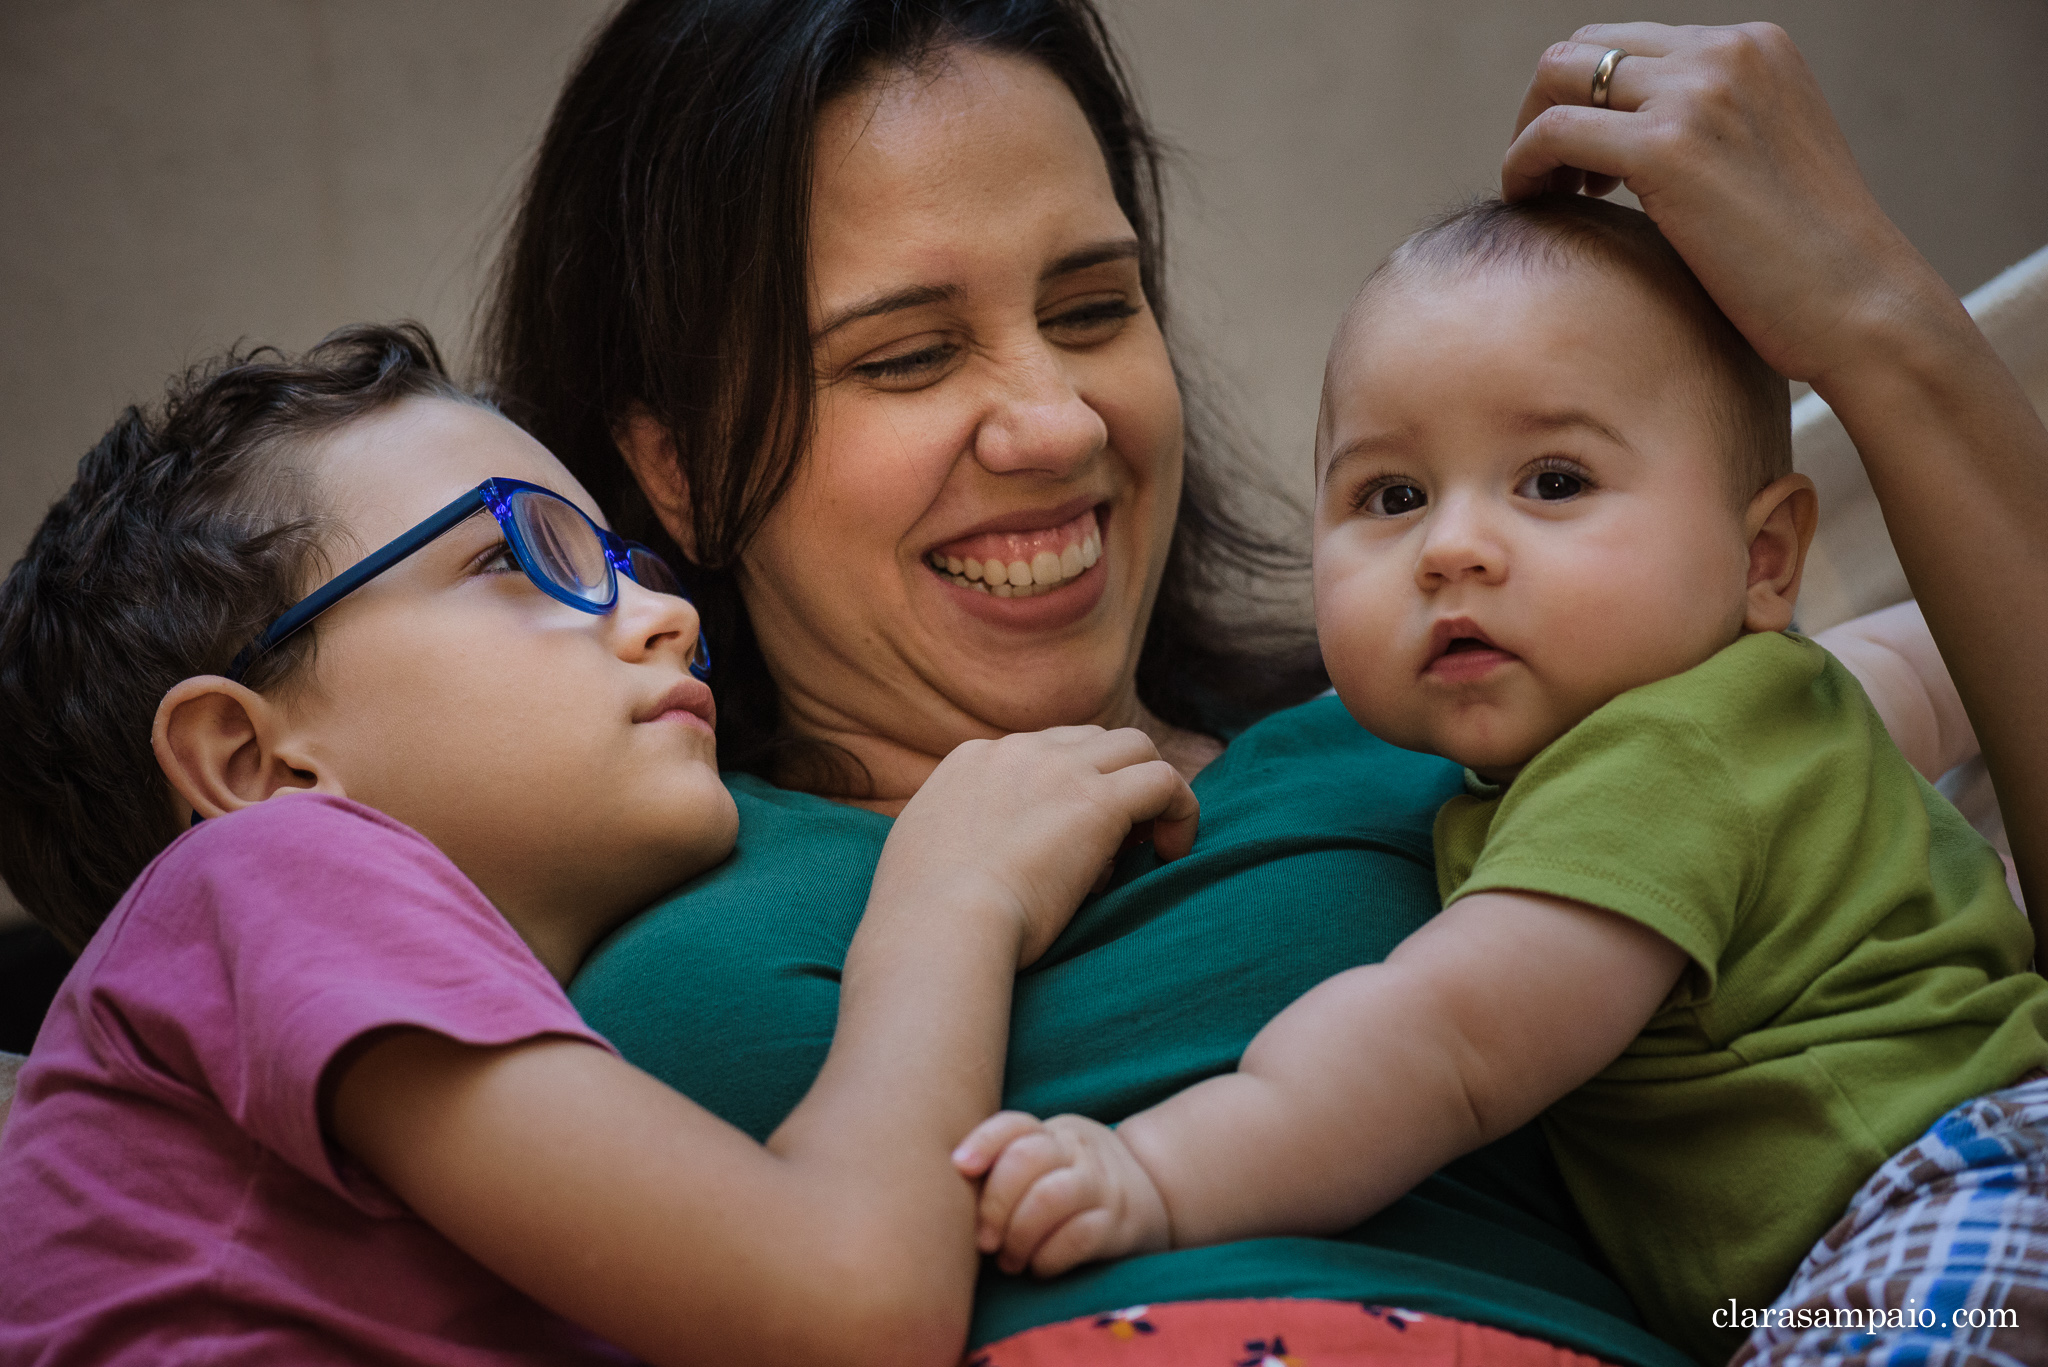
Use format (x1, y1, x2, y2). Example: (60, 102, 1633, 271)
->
(953, 1111, 1171, 1276)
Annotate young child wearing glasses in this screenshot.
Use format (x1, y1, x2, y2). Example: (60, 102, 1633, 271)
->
(954, 197, 2048, 1365)
(0, 325, 1198, 1367)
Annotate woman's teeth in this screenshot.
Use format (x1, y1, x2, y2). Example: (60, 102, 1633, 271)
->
(926, 531, 1102, 597)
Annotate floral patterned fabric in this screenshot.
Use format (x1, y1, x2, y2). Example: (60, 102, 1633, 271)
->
(969, 1299, 1615, 1366)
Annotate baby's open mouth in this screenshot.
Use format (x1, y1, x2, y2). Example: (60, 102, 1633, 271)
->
(925, 508, 1102, 599)
(1423, 617, 1517, 680)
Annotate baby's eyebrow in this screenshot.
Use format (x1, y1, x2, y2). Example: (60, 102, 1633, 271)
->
(1503, 408, 1635, 452)
(1320, 427, 1417, 481)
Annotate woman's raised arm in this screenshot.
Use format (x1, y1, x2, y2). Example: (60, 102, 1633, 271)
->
(1502, 22, 2048, 930)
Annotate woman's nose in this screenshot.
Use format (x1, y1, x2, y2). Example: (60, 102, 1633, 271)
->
(971, 347, 1109, 476)
(1414, 497, 1507, 589)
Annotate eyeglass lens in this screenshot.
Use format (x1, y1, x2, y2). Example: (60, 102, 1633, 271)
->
(626, 546, 683, 596)
(510, 489, 611, 605)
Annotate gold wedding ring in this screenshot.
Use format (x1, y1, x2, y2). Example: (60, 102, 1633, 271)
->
(1590, 48, 1626, 108)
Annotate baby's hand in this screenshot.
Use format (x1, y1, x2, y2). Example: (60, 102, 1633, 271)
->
(952, 1111, 1171, 1276)
(880, 727, 1198, 968)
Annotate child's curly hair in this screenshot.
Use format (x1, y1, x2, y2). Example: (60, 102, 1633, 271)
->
(0, 322, 475, 952)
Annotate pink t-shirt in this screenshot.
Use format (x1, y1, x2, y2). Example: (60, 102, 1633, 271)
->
(0, 794, 635, 1366)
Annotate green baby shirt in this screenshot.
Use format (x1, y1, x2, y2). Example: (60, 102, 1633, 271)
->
(1435, 630, 2048, 1364)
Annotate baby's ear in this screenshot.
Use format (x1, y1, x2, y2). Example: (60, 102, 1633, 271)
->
(1741, 473, 1820, 634)
(151, 677, 342, 823)
(615, 406, 698, 561)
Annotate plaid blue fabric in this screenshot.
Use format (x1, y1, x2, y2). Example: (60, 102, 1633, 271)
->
(1733, 1073, 2048, 1367)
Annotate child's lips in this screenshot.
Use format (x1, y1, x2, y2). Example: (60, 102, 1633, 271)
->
(638, 677, 717, 734)
(1423, 617, 1519, 682)
(1426, 645, 1518, 684)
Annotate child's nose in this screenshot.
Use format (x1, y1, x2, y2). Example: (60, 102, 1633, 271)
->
(1414, 498, 1507, 588)
(615, 577, 708, 673)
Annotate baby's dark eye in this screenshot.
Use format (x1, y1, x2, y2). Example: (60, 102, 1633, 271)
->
(1364, 482, 1428, 517)
(1517, 467, 1588, 502)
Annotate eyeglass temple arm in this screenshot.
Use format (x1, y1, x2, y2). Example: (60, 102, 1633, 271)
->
(225, 487, 489, 683)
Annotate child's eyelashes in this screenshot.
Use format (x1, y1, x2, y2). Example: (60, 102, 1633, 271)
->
(1515, 458, 1596, 503)
(468, 540, 522, 577)
(1352, 477, 1428, 517)
(1344, 458, 1596, 517)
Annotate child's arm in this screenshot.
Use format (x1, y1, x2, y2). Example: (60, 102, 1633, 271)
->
(331, 726, 1198, 1367)
(956, 889, 1684, 1276)
(1816, 600, 1979, 783)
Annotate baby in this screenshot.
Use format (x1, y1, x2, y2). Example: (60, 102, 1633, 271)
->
(0, 324, 1196, 1366)
(955, 197, 2048, 1364)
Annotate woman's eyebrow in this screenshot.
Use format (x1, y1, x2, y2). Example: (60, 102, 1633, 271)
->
(815, 283, 956, 339)
(1041, 238, 1141, 282)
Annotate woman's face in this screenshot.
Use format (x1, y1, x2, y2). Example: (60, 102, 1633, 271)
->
(738, 47, 1184, 786)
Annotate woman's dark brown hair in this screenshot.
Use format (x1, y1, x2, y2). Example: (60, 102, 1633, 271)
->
(483, 0, 1323, 789)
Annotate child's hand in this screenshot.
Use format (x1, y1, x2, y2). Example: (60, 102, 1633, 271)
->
(877, 727, 1199, 968)
(952, 1110, 1171, 1276)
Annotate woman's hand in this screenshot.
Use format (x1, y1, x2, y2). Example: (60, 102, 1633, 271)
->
(874, 727, 1199, 968)
(1503, 23, 1940, 390)
(1507, 23, 2048, 929)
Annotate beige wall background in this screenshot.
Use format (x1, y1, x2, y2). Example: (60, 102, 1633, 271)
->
(3, 1, 2047, 924)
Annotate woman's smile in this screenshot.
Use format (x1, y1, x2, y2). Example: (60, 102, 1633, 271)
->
(922, 502, 1109, 626)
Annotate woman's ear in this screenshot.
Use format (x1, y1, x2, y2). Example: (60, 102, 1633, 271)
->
(151, 677, 344, 822)
(615, 406, 698, 560)
(1741, 473, 1820, 634)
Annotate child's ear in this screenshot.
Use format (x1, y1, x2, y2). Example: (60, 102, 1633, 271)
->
(1741, 473, 1820, 634)
(615, 406, 698, 561)
(151, 677, 344, 823)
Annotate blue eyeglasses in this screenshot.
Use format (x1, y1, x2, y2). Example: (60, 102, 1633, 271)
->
(226, 477, 710, 684)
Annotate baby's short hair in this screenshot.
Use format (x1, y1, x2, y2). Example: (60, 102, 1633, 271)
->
(0, 323, 477, 951)
(1368, 195, 1792, 505)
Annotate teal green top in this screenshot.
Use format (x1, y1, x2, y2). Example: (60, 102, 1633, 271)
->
(1436, 632, 2048, 1363)
(573, 697, 1691, 1367)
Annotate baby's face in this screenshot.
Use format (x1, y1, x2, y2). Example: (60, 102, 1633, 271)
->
(284, 398, 737, 930)
(1313, 262, 1755, 780)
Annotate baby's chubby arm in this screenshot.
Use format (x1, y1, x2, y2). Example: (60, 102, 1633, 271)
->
(330, 727, 1197, 1367)
(956, 889, 1685, 1275)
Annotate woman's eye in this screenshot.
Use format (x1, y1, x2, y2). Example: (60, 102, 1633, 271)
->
(1362, 482, 1428, 517)
(1518, 468, 1589, 502)
(1043, 298, 1139, 340)
(851, 343, 959, 386)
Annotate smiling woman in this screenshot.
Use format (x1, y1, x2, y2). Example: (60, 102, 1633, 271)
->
(486, 0, 1320, 799)
(684, 51, 1190, 807)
